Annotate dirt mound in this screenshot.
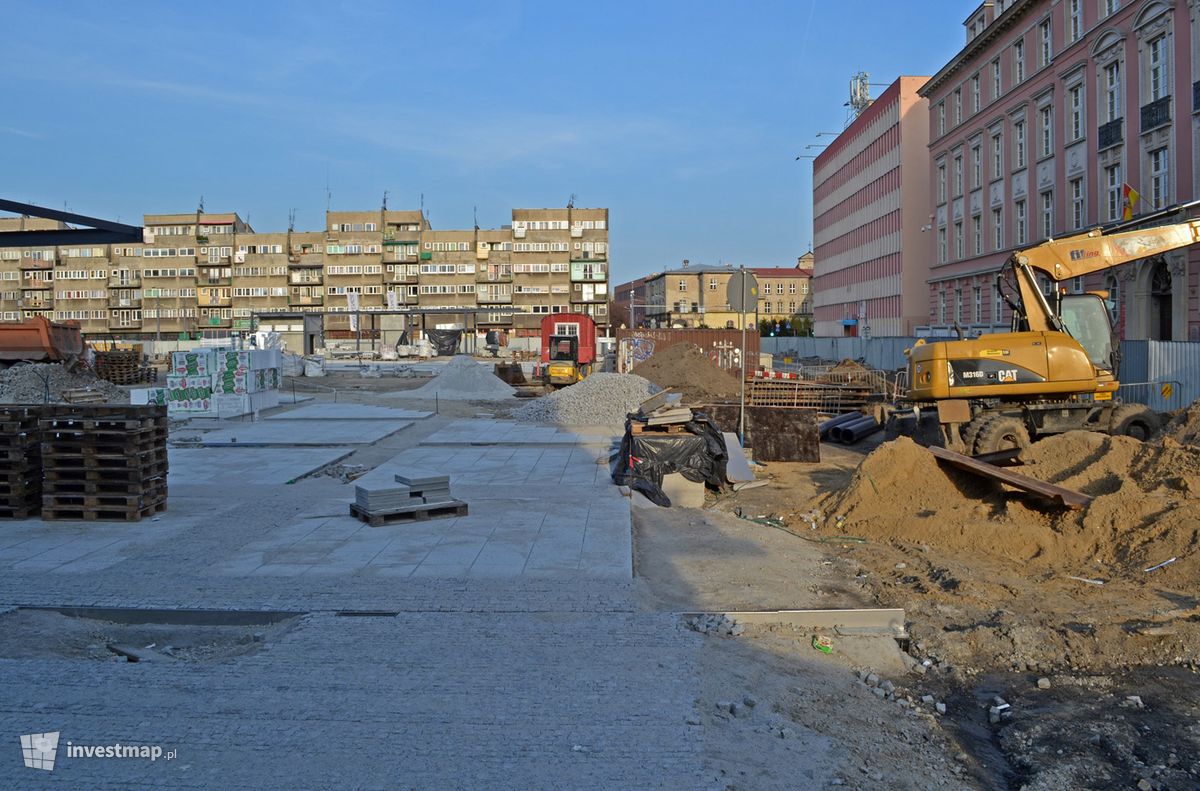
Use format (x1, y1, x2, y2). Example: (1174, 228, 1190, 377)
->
(828, 358, 868, 374)
(1162, 399, 1200, 446)
(816, 432, 1200, 582)
(631, 343, 741, 403)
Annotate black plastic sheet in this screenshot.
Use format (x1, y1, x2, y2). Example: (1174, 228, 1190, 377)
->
(612, 411, 729, 507)
(425, 329, 462, 356)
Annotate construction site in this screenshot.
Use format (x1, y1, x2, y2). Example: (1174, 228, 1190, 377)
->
(0, 281, 1197, 789)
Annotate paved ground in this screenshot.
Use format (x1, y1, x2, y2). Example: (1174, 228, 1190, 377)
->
(0, 398, 704, 789)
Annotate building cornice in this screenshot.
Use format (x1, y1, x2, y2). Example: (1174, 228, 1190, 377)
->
(920, 0, 1039, 97)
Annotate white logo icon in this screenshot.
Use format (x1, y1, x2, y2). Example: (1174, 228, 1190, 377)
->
(20, 731, 60, 771)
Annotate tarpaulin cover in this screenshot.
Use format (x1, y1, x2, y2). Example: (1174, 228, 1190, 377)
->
(425, 329, 462, 356)
(612, 412, 729, 506)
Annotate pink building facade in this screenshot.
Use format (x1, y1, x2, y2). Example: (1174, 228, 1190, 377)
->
(920, 0, 1200, 340)
(812, 77, 932, 337)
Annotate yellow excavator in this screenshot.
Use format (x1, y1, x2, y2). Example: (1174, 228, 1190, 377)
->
(891, 200, 1200, 454)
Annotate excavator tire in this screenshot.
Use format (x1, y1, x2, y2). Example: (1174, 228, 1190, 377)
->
(973, 415, 1031, 455)
(959, 416, 991, 455)
(1108, 403, 1160, 441)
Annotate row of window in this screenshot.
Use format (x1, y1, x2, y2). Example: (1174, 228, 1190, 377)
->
(511, 220, 607, 230)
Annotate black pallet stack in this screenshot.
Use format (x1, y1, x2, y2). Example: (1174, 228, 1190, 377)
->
(0, 407, 43, 519)
(40, 404, 169, 522)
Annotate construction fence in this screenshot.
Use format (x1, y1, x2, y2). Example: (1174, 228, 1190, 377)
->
(761, 336, 1200, 411)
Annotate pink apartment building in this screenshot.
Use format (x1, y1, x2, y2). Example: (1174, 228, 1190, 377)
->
(920, 0, 1200, 340)
(812, 77, 932, 337)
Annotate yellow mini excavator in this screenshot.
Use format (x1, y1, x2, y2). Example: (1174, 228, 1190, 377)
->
(890, 200, 1200, 454)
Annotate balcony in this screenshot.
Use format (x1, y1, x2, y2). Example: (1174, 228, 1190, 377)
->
(201, 315, 232, 329)
(108, 294, 142, 309)
(19, 258, 53, 270)
(109, 320, 142, 331)
(570, 262, 607, 282)
(477, 292, 513, 304)
(1098, 118, 1123, 150)
(197, 294, 232, 308)
(17, 297, 53, 310)
(108, 275, 141, 287)
(288, 295, 325, 307)
(198, 276, 233, 287)
(288, 253, 324, 267)
(477, 269, 513, 283)
(1140, 96, 1171, 132)
(289, 272, 324, 285)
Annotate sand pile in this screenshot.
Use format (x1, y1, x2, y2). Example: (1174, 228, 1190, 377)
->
(0, 363, 129, 404)
(631, 343, 741, 403)
(1163, 399, 1200, 446)
(817, 432, 1200, 582)
(402, 355, 516, 401)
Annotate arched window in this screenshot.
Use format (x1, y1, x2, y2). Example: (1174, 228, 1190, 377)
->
(1105, 274, 1120, 323)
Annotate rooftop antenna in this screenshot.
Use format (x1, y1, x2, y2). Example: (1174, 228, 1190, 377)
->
(567, 193, 576, 209)
(325, 164, 331, 212)
(473, 205, 478, 230)
(288, 209, 296, 233)
(382, 190, 388, 212)
(845, 71, 873, 124)
(420, 193, 425, 226)
(198, 195, 205, 214)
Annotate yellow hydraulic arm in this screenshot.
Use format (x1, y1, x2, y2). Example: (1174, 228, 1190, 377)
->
(1004, 201, 1200, 332)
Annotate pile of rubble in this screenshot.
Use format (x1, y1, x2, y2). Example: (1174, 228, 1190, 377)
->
(512, 373, 659, 426)
(0, 363, 129, 405)
(403, 355, 516, 401)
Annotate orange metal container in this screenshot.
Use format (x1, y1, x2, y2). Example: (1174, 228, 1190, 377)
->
(0, 317, 84, 362)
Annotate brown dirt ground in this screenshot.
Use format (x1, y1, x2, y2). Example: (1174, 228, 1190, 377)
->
(630, 343, 743, 403)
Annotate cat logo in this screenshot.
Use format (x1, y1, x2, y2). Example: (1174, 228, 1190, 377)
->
(979, 349, 1009, 357)
(997, 369, 1019, 383)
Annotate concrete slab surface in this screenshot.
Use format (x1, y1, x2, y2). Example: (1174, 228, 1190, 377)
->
(420, 418, 612, 447)
(193, 419, 413, 446)
(265, 403, 432, 421)
(168, 447, 355, 484)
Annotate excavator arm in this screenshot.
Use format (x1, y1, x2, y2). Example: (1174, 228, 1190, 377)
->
(1003, 200, 1200, 332)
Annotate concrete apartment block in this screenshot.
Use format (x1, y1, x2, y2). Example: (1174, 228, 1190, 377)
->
(919, 0, 1200, 341)
(0, 205, 610, 342)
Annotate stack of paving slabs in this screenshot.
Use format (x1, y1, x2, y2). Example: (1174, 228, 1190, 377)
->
(630, 390, 693, 434)
(350, 469, 467, 527)
(0, 407, 43, 519)
(39, 404, 168, 522)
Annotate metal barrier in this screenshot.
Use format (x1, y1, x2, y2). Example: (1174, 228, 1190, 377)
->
(1115, 380, 1184, 411)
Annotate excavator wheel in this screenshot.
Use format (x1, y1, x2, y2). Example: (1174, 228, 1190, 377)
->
(973, 415, 1031, 455)
(1108, 403, 1160, 441)
(959, 416, 991, 455)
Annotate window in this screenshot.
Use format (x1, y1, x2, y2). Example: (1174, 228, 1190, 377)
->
(1149, 148, 1169, 208)
(939, 290, 947, 323)
(937, 162, 947, 203)
(1148, 36, 1168, 101)
(995, 285, 1005, 325)
(1014, 120, 1026, 168)
(991, 132, 1003, 176)
(971, 74, 981, 113)
(708, 278, 717, 290)
(1103, 0, 1119, 17)
(1106, 274, 1120, 322)
(937, 227, 947, 263)
(955, 289, 964, 324)
(1070, 178, 1085, 228)
(992, 59, 1002, 99)
(1041, 190, 1054, 238)
(1014, 39, 1025, 83)
(992, 207, 1004, 250)
(1104, 61, 1121, 121)
(1015, 199, 1028, 243)
(1105, 164, 1122, 220)
(972, 215, 982, 255)
(953, 154, 963, 195)
(1071, 276, 1084, 293)
(1039, 106, 1053, 157)
(1068, 84, 1083, 140)
(937, 103, 946, 136)
(677, 279, 686, 291)
(1038, 19, 1052, 67)
(971, 145, 981, 188)
(954, 220, 964, 259)
(954, 88, 962, 125)
(974, 286, 983, 323)
(1068, 0, 1082, 42)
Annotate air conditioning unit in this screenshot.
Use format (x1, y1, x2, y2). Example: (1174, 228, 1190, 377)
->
(571, 228, 583, 238)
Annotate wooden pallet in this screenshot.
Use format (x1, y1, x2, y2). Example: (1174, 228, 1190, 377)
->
(41, 499, 167, 522)
(39, 416, 167, 432)
(630, 422, 690, 434)
(0, 502, 40, 520)
(42, 452, 168, 470)
(42, 478, 166, 496)
(41, 404, 167, 419)
(349, 501, 467, 527)
(43, 463, 168, 482)
(0, 479, 41, 497)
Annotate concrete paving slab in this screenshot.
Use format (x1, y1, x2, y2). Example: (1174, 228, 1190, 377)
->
(419, 418, 612, 447)
(265, 403, 432, 421)
(168, 447, 356, 484)
(191, 419, 413, 446)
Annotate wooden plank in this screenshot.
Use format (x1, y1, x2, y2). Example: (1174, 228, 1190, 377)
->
(350, 501, 468, 527)
(928, 445, 1091, 510)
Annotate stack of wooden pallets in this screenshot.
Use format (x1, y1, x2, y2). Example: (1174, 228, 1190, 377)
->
(95, 351, 143, 385)
(39, 404, 168, 522)
(0, 407, 43, 519)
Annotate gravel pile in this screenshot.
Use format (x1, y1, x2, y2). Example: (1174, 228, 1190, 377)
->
(512, 373, 659, 426)
(0, 363, 129, 404)
(402, 355, 516, 401)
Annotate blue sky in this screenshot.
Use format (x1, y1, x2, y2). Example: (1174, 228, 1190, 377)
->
(5, 0, 968, 282)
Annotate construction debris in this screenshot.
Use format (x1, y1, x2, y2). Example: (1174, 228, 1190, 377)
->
(928, 445, 1091, 509)
(512, 372, 658, 426)
(0, 362, 128, 405)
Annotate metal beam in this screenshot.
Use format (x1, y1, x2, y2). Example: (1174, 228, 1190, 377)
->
(686, 608, 908, 637)
(0, 198, 143, 235)
(929, 445, 1091, 509)
(0, 229, 145, 247)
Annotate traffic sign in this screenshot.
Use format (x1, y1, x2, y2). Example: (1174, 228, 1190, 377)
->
(726, 270, 759, 313)
(1161, 382, 1174, 400)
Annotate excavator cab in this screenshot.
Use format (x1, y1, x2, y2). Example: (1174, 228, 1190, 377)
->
(545, 336, 583, 386)
(1058, 293, 1116, 372)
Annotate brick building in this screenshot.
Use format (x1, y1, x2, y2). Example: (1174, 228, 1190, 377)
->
(919, 0, 1200, 340)
(811, 76, 932, 337)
